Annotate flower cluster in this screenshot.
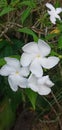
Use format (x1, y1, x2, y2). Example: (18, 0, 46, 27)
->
(0, 39, 60, 95)
(0, 57, 29, 91)
(46, 3, 62, 24)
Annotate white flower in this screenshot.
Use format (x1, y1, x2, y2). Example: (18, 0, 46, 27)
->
(28, 74, 54, 95)
(20, 39, 59, 77)
(46, 3, 62, 24)
(0, 57, 29, 91)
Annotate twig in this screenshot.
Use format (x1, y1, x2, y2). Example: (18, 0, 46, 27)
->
(51, 91, 62, 112)
(58, 63, 62, 77)
(3, 34, 13, 44)
(43, 96, 62, 130)
(0, 23, 13, 38)
(0, 22, 23, 38)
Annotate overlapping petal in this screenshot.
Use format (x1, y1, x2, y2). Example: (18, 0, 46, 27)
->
(18, 77, 28, 88)
(22, 42, 39, 53)
(38, 85, 51, 95)
(8, 75, 19, 92)
(38, 75, 54, 87)
(38, 39, 51, 56)
(28, 74, 54, 95)
(28, 74, 38, 92)
(19, 67, 29, 77)
(8, 74, 27, 91)
(30, 58, 43, 77)
(21, 53, 35, 66)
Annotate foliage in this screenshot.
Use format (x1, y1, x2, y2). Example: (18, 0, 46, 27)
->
(0, 0, 62, 129)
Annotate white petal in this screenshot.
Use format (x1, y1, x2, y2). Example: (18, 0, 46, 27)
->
(46, 77, 54, 87)
(20, 53, 34, 66)
(0, 65, 15, 76)
(55, 14, 61, 20)
(46, 3, 55, 11)
(50, 16, 56, 24)
(8, 74, 27, 91)
(38, 85, 51, 95)
(19, 77, 28, 88)
(56, 8, 62, 14)
(38, 39, 51, 56)
(22, 42, 39, 53)
(19, 67, 29, 77)
(30, 58, 43, 77)
(38, 75, 54, 87)
(47, 10, 52, 15)
(28, 74, 54, 95)
(28, 74, 38, 92)
(28, 74, 52, 95)
(5, 57, 20, 69)
(8, 75, 18, 91)
(38, 75, 49, 84)
(41, 56, 60, 69)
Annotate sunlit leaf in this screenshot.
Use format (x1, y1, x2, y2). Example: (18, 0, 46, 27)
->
(21, 7, 31, 24)
(18, 27, 38, 41)
(0, 6, 15, 16)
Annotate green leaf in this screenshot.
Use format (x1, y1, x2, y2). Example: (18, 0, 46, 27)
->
(58, 36, 62, 48)
(57, 23, 62, 32)
(0, 0, 7, 8)
(21, 7, 31, 24)
(0, 99, 15, 130)
(50, 50, 58, 56)
(0, 58, 6, 66)
(0, 39, 24, 58)
(45, 33, 57, 40)
(25, 88, 37, 110)
(0, 6, 15, 16)
(19, 1, 36, 8)
(18, 27, 38, 42)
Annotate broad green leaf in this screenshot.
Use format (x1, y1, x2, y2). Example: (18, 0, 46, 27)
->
(0, 99, 15, 130)
(0, 6, 15, 16)
(18, 27, 38, 42)
(21, 7, 31, 24)
(58, 36, 62, 48)
(25, 88, 37, 110)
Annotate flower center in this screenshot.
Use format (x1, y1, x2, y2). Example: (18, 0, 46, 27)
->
(36, 54, 41, 58)
(16, 71, 19, 75)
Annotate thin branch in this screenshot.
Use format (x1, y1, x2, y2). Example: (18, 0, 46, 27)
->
(43, 96, 62, 130)
(51, 91, 62, 112)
